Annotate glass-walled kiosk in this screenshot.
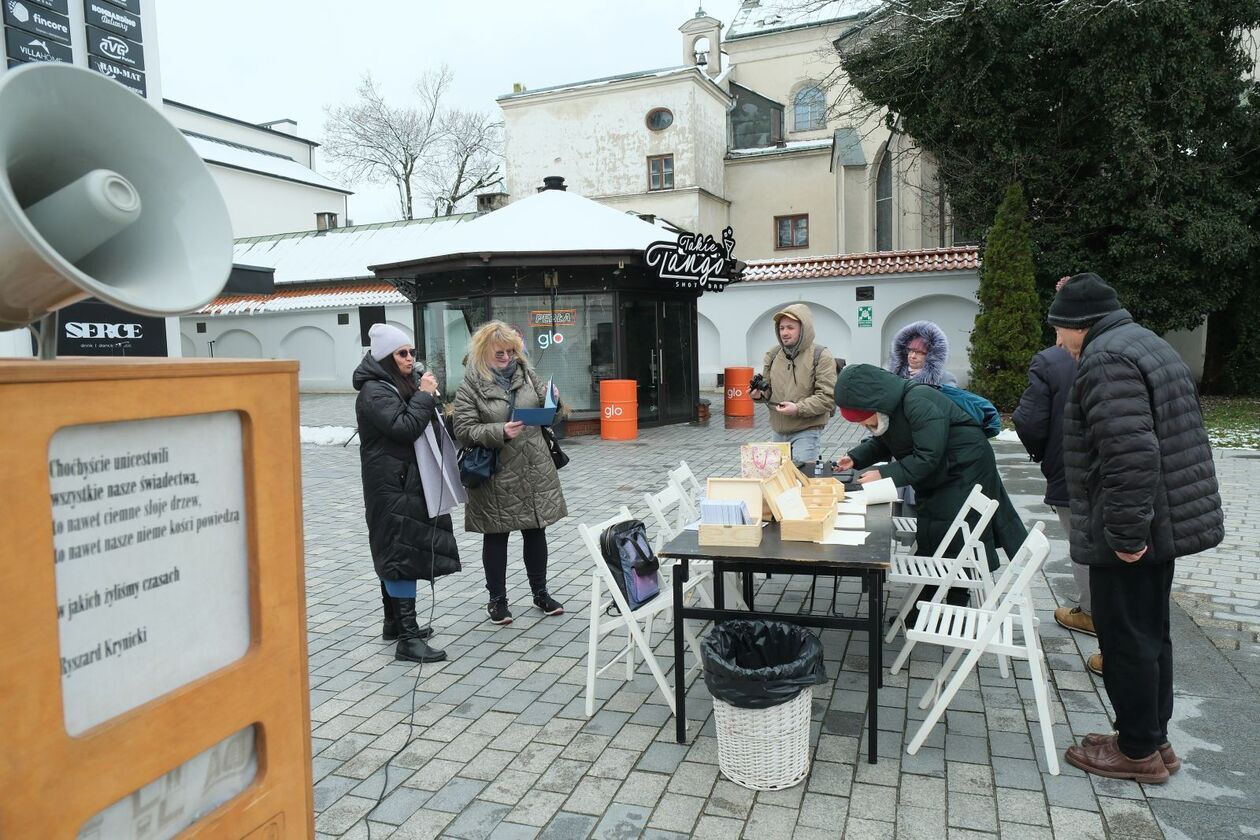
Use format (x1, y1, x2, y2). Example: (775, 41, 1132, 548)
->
(376, 265, 700, 427)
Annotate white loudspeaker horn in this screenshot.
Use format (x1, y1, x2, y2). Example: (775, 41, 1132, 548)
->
(0, 63, 233, 333)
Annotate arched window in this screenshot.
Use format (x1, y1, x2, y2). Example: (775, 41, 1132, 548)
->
(793, 84, 826, 131)
(875, 154, 893, 251)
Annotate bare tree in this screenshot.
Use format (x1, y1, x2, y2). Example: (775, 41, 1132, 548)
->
(424, 109, 504, 217)
(322, 68, 450, 220)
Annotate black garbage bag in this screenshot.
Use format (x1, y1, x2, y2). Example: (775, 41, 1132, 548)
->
(701, 620, 828, 709)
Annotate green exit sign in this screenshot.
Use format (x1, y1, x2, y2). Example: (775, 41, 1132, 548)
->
(858, 305, 873, 328)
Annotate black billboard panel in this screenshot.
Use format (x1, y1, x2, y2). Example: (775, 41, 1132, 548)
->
(2, 2, 72, 44)
(89, 55, 147, 96)
(55, 300, 169, 357)
(4, 25, 73, 63)
(83, 0, 141, 41)
(85, 24, 144, 70)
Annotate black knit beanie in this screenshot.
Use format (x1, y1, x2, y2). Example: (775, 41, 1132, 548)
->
(1047, 272, 1121, 328)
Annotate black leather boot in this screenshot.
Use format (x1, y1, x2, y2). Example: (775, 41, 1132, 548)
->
(381, 581, 399, 642)
(392, 597, 445, 663)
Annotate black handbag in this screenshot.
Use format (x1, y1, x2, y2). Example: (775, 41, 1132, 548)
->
(458, 388, 516, 489)
(541, 425, 568, 470)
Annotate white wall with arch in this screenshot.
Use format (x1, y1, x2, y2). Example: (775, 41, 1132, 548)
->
(698, 270, 981, 387)
(179, 304, 415, 392)
(881, 294, 980, 385)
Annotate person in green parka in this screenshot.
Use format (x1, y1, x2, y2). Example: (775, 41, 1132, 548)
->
(833, 364, 1026, 576)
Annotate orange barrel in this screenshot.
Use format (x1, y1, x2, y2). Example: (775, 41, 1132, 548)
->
(600, 379, 638, 440)
(724, 366, 754, 416)
(724, 414, 755, 431)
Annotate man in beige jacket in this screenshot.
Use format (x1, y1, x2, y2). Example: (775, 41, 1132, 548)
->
(748, 303, 838, 465)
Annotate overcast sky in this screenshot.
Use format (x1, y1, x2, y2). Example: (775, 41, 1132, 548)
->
(155, 1, 745, 225)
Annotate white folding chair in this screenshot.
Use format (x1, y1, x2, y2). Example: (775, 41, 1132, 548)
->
(647, 474, 750, 612)
(905, 522, 1058, 774)
(580, 507, 706, 719)
(669, 460, 703, 509)
(885, 485, 1000, 653)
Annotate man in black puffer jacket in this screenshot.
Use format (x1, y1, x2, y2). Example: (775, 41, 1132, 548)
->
(1053, 273, 1223, 785)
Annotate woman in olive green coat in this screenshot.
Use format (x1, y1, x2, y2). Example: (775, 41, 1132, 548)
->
(834, 364, 1026, 570)
(452, 321, 568, 626)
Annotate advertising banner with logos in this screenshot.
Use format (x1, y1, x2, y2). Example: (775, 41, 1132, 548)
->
(3, 0, 149, 100)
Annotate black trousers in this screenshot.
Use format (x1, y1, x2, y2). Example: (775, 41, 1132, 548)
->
(482, 528, 548, 600)
(1089, 560, 1175, 759)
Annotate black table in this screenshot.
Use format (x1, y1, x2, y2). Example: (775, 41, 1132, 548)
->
(659, 503, 893, 763)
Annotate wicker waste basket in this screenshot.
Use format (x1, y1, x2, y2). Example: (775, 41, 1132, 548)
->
(701, 620, 828, 791)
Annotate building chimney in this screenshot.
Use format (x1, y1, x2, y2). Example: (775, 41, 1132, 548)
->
(315, 211, 338, 231)
(477, 192, 509, 213)
(538, 176, 568, 192)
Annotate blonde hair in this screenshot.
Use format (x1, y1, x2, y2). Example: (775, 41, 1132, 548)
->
(468, 320, 527, 381)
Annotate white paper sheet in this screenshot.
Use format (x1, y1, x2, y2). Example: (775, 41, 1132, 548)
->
(835, 500, 867, 514)
(834, 514, 866, 529)
(775, 486, 809, 520)
(682, 518, 702, 531)
(817, 530, 870, 545)
(859, 477, 898, 504)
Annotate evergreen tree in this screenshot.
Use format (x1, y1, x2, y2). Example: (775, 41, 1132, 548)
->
(836, 0, 1260, 339)
(970, 184, 1041, 410)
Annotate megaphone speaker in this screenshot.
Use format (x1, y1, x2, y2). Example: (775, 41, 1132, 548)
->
(0, 63, 233, 332)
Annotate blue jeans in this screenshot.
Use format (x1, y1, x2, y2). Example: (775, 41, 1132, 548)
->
(381, 578, 416, 598)
(772, 428, 821, 465)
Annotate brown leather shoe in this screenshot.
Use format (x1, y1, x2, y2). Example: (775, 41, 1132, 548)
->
(1065, 739, 1169, 784)
(1086, 652, 1103, 676)
(1082, 732, 1180, 774)
(1055, 606, 1096, 636)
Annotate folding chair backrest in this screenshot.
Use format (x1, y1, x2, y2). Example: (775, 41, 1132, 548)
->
(670, 461, 703, 508)
(977, 521, 1049, 615)
(645, 484, 690, 550)
(577, 505, 637, 612)
(929, 485, 998, 566)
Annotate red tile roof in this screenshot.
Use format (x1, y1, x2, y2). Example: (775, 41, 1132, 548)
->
(200, 282, 405, 315)
(742, 246, 979, 283)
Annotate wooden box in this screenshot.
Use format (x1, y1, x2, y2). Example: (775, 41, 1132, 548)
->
(699, 477, 764, 547)
(780, 504, 838, 542)
(801, 478, 845, 504)
(761, 463, 803, 521)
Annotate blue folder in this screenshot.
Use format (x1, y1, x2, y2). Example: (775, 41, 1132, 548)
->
(511, 378, 558, 426)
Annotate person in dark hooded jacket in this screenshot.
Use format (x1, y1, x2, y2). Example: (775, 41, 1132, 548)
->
(354, 323, 461, 664)
(834, 365, 1026, 579)
(888, 320, 958, 387)
(1051, 273, 1223, 785)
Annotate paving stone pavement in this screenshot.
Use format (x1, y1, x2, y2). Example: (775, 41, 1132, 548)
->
(299, 393, 1260, 839)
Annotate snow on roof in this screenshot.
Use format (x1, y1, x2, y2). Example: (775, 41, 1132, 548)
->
(183, 132, 350, 194)
(497, 66, 727, 103)
(727, 138, 834, 159)
(371, 188, 678, 272)
(725, 0, 880, 40)
(233, 215, 473, 285)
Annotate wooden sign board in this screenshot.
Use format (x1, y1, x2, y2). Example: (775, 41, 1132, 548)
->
(0, 358, 313, 839)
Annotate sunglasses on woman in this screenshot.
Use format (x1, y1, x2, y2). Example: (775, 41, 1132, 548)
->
(492, 349, 516, 360)
(394, 348, 417, 358)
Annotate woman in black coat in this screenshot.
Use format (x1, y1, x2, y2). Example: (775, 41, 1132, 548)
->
(354, 323, 461, 663)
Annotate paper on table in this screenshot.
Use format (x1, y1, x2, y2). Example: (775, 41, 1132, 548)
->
(859, 477, 898, 504)
(817, 530, 870, 545)
(835, 500, 866, 513)
(682, 518, 702, 531)
(775, 486, 809, 520)
(834, 514, 866, 529)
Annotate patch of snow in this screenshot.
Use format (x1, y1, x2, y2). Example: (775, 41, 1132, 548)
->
(301, 426, 358, 447)
(994, 429, 1022, 443)
(1209, 429, 1260, 451)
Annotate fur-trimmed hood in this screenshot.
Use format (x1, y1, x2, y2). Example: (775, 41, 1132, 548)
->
(887, 320, 954, 386)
